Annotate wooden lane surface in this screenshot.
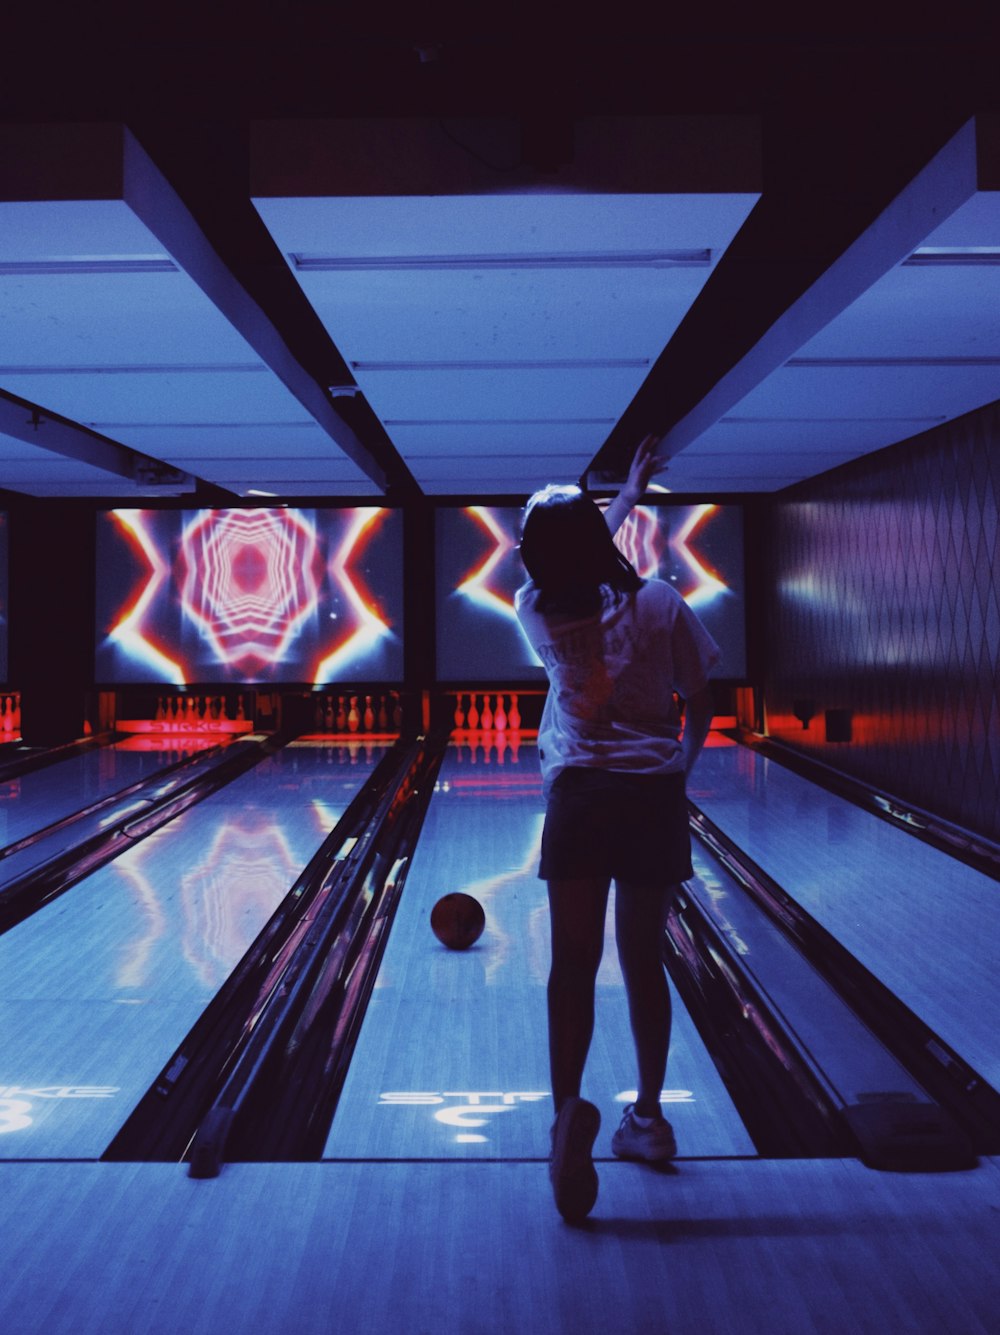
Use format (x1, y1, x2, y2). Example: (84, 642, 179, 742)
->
(0, 739, 215, 850)
(0, 742, 384, 1160)
(325, 741, 755, 1162)
(0, 1157, 997, 1333)
(691, 742, 1000, 1090)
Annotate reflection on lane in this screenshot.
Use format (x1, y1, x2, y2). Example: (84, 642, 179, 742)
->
(0, 744, 385, 1157)
(0, 739, 212, 849)
(327, 741, 755, 1161)
(112, 806, 331, 991)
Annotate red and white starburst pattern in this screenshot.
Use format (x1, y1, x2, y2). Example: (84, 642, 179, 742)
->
(104, 506, 397, 685)
(609, 505, 665, 578)
(456, 502, 727, 618)
(112, 813, 311, 991)
(671, 505, 727, 607)
(179, 509, 322, 670)
(456, 507, 519, 621)
(109, 510, 186, 684)
(313, 508, 393, 682)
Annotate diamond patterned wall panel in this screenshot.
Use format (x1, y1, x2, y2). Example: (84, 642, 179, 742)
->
(763, 399, 1000, 845)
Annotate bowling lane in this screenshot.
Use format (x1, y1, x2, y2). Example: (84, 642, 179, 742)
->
(0, 737, 217, 850)
(325, 740, 756, 1162)
(691, 739, 1000, 1091)
(0, 740, 385, 1159)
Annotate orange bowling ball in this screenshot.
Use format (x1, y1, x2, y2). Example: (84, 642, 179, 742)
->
(430, 893, 486, 950)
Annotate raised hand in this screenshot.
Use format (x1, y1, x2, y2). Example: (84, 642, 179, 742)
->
(604, 434, 669, 535)
(623, 433, 668, 503)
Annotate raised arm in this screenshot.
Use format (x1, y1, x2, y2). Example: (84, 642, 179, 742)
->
(603, 433, 667, 536)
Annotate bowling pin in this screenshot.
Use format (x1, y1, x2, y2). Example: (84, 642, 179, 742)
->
(481, 696, 493, 731)
(377, 695, 389, 730)
(494, 694, 507, 731)
(348, 696, 360, 732)
(467, 693, 480, 729)
(508, 693, 521, 731)
(364, 694, 375, 732)
(453, 692, 465, 730)
(336, 696, 347, 731)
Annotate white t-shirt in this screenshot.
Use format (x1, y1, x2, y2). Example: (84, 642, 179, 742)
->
(515, 578, 721, 788)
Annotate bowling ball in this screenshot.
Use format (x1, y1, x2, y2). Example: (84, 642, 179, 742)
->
(430, 893, 486, 950)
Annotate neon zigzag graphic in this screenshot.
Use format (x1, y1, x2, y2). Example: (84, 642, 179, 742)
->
(109, 510, 186, 685)
(672, 505, 727, 608)
(456, 506, 518, 619)
(313, 508, 392, 683)
(456, 503, 729, 621)
(107, 508, 393, 685)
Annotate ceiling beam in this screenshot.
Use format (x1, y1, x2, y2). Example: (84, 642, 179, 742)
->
(121, 127, 398, 494)
(658, 116, 993, 463)
(590, 105, 987, 477)
(0, 388, 196, 492)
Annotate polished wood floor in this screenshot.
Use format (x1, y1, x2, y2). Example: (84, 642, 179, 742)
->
(2, 737, 998, 1331)
(0, 1157, 997, 1333)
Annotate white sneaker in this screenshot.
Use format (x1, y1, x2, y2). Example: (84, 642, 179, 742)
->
(611, 1104, 677, 1161)
(549, 1097, 601, 1222)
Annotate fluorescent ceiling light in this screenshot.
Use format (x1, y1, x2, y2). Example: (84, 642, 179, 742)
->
(91, 421, 315, 429)
(720, 415, 948, 423)
(0, 257, 176, 275)
(787, 356, 1000, 368)
(410, 452, 590, 460)
(0, 363, 265, 375)
(292, 249, 713, 272)
(352, 358, 651, 372)
(383, 417, 617, 426)
(904, 247, 1000, 266)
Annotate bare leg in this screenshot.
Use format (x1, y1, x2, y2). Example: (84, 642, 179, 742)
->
(546, 877, 611, 1113)
(615, 882, 674, 1119)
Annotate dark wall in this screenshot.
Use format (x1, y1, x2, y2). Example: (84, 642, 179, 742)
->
(9, 502, 96, 746)
(763, 400, 1000, 844)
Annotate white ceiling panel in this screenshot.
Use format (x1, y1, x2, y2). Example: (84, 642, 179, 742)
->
(789, 264, 1000, 358)
(349, 362, 659, 427)
(0, 368, 316, 432)
(408, 451, 590, 488)
(252, 117, 760, 496)
(190, 455, 377, 483)
(697, 416, 947, 452)
(207, 477, 381, 498)
(421, 473, 596, 497)
(253, 195, 757, 491)
(671, 116, 1000, 489)
(0, 127, 376, 498)
(663, 451, 862, 492)
(283, 263, 708, 363)
(693, 362, 1000, 444)
(98, 420, 361, 461)
(0, 428, 171, 496)
(386, 421, 614, 457)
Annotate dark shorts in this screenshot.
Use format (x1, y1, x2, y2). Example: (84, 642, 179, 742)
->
(539, 767, 693, 888)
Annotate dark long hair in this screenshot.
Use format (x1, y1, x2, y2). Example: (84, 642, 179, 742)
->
(519, 485, 641, 614)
